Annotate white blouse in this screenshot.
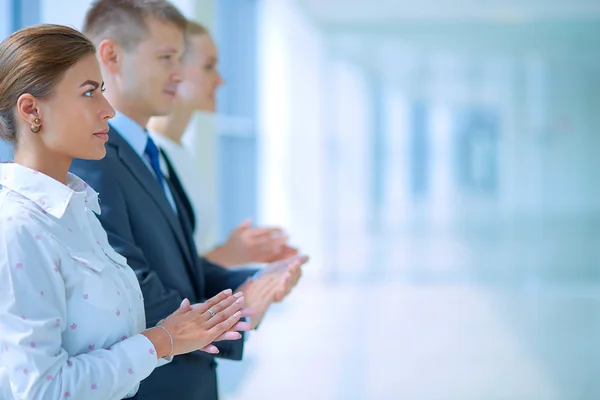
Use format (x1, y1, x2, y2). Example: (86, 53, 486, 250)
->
(150, 130, 216, 253)
(0, 163, 163, 400)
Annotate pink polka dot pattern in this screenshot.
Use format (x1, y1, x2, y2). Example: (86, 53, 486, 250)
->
(0, 163, 152, 399)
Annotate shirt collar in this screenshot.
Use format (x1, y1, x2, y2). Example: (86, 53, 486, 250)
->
(148, 129, 183, 151)
(0, 162, 100, 218)
(110, 110, 148, 158)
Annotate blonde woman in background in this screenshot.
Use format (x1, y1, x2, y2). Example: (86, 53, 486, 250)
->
(148, 21, 299, 268)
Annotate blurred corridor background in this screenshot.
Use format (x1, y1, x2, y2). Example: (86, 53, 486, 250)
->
(2, 0, 600, 398)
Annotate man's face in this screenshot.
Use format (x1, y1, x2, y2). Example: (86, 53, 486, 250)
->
(119, 17, 185, 117)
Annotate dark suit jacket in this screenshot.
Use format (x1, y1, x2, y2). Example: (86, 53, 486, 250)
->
(70, 126, 255, 400)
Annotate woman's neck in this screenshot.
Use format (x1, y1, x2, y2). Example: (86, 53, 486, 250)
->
(13, 147, 71, 185)
(148, 105, 195, 145)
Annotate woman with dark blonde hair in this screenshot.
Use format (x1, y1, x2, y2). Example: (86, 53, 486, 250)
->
(0, 24, 251, 400)
(148, 21, 300, 267)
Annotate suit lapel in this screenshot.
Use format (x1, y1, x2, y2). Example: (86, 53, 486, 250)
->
(107, 127, 195, 270)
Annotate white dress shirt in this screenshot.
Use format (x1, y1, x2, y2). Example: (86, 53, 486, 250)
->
(0, 163, 165, 400)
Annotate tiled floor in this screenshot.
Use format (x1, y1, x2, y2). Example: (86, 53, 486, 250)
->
(217, 221, 600, 400)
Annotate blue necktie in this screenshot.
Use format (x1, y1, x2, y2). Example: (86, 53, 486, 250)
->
(144, 136, 164, 188)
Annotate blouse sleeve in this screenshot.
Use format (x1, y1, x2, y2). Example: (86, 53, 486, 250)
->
(0, 218, 159, 400)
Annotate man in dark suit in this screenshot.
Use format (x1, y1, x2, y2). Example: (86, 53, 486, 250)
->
(71, 1, 306, 399)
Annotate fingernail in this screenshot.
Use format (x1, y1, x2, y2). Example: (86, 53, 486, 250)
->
(236, 333, 242, 339)
(236, 296, 245, 304)
(234, 311, 242, 318)
(180, 298, 188, 307)
(223, 289, 232, 295)
(234, 292, 243, 298)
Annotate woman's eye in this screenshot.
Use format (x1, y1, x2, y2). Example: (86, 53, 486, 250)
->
(84, 90, 94, 97)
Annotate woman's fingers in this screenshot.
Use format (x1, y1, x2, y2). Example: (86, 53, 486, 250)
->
(212, 331, 243, 342)
(231, 320, 253, 331)
(191, 289, 233, 314)
(255, 275, 281, 298)
(240, 308, 258, 319)
(169, 298, 191, 317)
(248, 227, 284, 240)
(201, 344, 219, 354)
(205, 296, 244, 330)
(209, 310, 243, 337)
(200, 292, 243, 319)
(268, 245, 299, 262)
(256, 236, 287, 253)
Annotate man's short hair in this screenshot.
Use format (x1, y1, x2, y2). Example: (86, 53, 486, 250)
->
(83, 0, 187, 50)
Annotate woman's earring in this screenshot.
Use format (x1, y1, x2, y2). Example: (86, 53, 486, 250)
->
(30, 118, 41, 133)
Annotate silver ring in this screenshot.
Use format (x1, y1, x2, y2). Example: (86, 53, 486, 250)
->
(208, 309, 215, 317)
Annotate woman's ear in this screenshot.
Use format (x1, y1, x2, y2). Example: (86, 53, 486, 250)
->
(16, 93, 41, 127)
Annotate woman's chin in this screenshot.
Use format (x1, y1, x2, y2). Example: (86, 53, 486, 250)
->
(196, 100, 216, 113)
(76, 147, 107, 161)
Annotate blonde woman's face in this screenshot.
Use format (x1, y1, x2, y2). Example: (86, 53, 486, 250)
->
(178, 34, 223, 112)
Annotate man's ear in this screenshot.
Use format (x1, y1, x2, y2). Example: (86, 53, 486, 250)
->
(97, 39, 123, 74)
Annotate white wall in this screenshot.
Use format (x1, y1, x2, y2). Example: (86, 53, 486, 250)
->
(537, 58, 600, 218)
(0, 142, 12, 161)
(377, 45, 600, 227)
(40, 0, 92, 28)
(257, 0, 327, 277)
(182, 0, 220, 250)
(327, 60, 372, 232)
(40, 0, 197, 28)
(381, 88, 411, 226)
(487, 53, 600, 221)
(0, 0, 10, 38)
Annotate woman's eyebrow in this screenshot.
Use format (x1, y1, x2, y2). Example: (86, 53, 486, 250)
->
(79, 80, 100, 89)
